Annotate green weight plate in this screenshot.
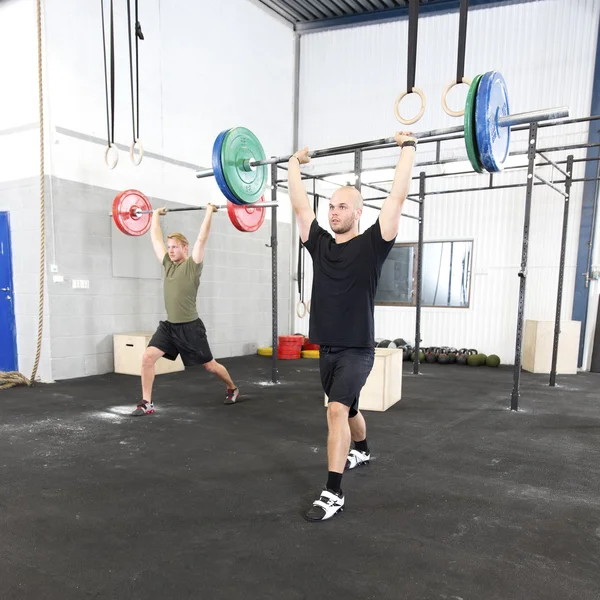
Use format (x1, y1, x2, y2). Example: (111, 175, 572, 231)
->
(221, 127, 268, 204)
(464, 74, 484, 174)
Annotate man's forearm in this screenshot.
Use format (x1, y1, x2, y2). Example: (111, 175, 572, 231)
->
(389, 147, 416, 201)
(151, 213, 163, 241)
(197, 212, 213, 243)
(288, 156, 310, 212)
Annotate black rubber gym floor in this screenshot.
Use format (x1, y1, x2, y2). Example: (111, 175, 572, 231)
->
(1, 357, 599, 599)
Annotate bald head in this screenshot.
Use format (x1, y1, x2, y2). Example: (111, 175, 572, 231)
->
(331, 186, 363, 210)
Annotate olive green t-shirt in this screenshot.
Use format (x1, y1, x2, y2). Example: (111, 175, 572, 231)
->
(162, 254, 203, 323)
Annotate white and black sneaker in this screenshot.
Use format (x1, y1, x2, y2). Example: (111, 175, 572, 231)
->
(346, 449, 370, 470)
(304, 489, 345, 522)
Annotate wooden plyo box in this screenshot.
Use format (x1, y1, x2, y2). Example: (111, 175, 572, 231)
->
(113, 332, 185, 376)
(324, 347, 403, 412)
(522, 320, 581, 375)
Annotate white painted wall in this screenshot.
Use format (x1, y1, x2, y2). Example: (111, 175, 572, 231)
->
(295, 0, 600, 366)
(43, 0, 295, 223)
(0, 0, 43, 182)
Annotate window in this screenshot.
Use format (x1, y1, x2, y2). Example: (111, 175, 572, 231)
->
(375, 241, 472, 308)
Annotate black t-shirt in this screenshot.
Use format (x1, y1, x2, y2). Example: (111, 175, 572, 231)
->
(303, 218, 395, 348)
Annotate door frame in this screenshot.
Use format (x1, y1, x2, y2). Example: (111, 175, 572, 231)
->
(0, 211, 18, 372)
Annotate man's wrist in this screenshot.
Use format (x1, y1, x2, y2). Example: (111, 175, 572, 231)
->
(401, 140, 417, 149)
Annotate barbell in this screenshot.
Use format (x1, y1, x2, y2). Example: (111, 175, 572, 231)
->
(111, 189, 276, 236)
(197, 71, 568, 205)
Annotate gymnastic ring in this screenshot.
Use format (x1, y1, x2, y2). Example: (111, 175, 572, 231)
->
(104, 144, 119, 170)
(130, 138, 144, 166)
(394, 87, 426, 125)
(441, 77, 472, 117)
(296, 300, 307, 318)
(307, 299, 311, 314)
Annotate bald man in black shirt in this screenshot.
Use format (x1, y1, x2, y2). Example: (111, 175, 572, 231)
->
(288, 131, 417, 522)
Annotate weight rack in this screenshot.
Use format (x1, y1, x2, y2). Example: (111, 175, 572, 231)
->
(280, 114, 600, 410)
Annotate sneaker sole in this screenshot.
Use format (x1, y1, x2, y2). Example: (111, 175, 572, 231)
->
(131, 409, 155, 417)
(346, 459, 369, 470)
(303, 506, 344, 523)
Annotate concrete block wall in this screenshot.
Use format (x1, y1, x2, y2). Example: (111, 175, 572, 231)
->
(42, 177, 290, 380)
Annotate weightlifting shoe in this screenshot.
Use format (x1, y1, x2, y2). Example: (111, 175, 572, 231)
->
(346, 449, 370, 470)
(304, 489, 345, 522)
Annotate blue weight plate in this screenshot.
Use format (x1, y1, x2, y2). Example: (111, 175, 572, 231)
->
(212, 129, 244, 205)
(475, 71, 510, 172)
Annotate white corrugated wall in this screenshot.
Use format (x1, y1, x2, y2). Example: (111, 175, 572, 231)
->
(293, 0, 600, 365)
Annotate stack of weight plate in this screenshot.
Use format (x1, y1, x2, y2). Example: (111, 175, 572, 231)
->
(211, 126, 270, 232)
(278, 335, 304, 360)
(464, 71, 510, 174)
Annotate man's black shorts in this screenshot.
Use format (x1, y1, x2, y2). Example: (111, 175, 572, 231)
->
(320, 346, 375, 418)
(148, 318, 214, 366)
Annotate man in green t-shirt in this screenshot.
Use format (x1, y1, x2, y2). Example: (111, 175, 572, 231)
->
(131, 204, 239, 416)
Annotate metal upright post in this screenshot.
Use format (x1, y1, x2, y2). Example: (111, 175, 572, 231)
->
(414, 172, 425, 375)
(550, 154, 574, 386)
(271, 163, 279, 384)
(511, 123, 538, 411)
(447, 242, 454, 306)
(354, 149, 362, 191)
(355, 150, 362, 232)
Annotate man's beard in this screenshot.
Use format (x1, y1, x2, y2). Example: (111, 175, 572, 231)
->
(331, 218, 354, 234)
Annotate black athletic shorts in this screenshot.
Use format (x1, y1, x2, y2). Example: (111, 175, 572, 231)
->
(320, 346, 375, 418)
(148, 318, 214, 367)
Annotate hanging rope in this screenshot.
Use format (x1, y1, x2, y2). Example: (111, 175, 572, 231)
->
(127, 0, 144, 165)
(101, 0, 118, 169)
(32, 0, 46, 384)
(296, 239, 306, 318)
(0, 0, 45, 390)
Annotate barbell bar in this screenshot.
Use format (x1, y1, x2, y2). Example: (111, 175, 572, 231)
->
(197, 107, 569, 181)
(130, 202, 279, 216)
(111, 190, 276, 236)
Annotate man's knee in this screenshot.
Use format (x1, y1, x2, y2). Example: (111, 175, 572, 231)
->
(327, 401, 350, 421)
(142, 349, 161, 369)
(203, 359, 219, 373)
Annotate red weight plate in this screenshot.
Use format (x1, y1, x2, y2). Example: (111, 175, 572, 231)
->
(112, 189, 152, 236)
(227, 195, 266, 232)
(279, 344, 303, 352)
(279, 335, 304, 344)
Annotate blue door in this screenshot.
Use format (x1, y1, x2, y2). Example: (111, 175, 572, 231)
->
(0, 212, 17, 372)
